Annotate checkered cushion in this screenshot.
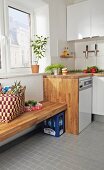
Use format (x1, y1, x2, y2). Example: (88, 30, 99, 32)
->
(0, 90, 25, 123)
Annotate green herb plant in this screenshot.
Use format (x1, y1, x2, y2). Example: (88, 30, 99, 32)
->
(45, 64, 64, 74)
(25, 100, 37, 106)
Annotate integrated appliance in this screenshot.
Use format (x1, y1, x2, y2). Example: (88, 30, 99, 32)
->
(79, 77, 92, 133)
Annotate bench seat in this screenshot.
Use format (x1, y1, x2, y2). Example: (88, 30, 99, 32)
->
(0, 101, 67, 142)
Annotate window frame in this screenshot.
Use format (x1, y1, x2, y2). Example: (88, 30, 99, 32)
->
(0, 0, 7, 75)
(4, 0, 35, 75)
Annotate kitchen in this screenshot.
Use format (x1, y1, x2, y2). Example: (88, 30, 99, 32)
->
(1, 0, 104, 170)
(67, 0, 104, 125)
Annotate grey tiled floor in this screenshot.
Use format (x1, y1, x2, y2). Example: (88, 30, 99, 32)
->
(1, 121, 104, 170)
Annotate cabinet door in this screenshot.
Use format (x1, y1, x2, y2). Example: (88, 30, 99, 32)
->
(79, 87, 92, 133)
(90, 0, 104, 37)
(67, 1, 90, 41)
(93, 76, 104, 115)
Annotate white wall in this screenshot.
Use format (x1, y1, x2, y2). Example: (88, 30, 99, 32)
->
(0, 74, 43, 101)
(34, 4, 51, 73)
(49, 0, 75, 69)
(75, 38, 104, 70)
(43, 0, 75, 70)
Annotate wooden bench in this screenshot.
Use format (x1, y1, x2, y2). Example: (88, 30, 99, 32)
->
(0, 101, 67, 142)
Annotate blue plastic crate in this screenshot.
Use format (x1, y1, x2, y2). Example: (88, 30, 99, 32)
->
(44, 112, 65, 137)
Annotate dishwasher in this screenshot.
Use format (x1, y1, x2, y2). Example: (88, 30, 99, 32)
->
(79, 77, 92, 133)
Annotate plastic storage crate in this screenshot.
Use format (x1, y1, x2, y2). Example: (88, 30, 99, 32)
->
(44, 112, 65, 137)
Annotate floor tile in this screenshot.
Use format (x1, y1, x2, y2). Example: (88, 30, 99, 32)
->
(1, 122, 104, 170)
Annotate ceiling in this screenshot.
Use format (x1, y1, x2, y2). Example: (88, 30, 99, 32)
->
(13, 0, 86, 9)
(15, 0, 47, 10)
(66, 0, 86, 5)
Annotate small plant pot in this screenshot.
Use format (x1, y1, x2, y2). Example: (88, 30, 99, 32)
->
(53, 68, 61, 75)
(31, 65, 39, 73)
(57, 68, 61, 74)
(53, 69, 58, 75)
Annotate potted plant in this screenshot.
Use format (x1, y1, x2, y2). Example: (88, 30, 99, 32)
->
(45, 64, 64, 75)
(31, 35, 48, 73)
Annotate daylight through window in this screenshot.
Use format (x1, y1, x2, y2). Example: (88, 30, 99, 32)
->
(9, 7, 31, 68)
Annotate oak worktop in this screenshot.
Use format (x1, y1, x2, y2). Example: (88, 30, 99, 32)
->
(44, 73, 92, 79)
(93, 73, 104, 76)
(44, 73, 104, 79)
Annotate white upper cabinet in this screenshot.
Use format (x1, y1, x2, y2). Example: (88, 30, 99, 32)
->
(67, 1, 90, 41)
(67, 0, 104, 41)
(90, 0, 104, 37)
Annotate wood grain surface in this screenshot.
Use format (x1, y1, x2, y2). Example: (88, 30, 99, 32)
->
(43, 73, 92, 79)
(44, 78, 79, 134)
(0, 101, 67, 142)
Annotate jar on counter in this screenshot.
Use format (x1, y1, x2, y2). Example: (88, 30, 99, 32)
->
(62, 68, 68, 75)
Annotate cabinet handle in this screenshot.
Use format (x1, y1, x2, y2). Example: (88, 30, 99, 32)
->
(91, 36, 100, 38)
(83, 37, 90, 39)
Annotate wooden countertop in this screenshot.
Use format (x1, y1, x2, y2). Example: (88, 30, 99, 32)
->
(44, 72, 104, 79)
(44, 73, 92, 79)
(93, 73, 104, 76)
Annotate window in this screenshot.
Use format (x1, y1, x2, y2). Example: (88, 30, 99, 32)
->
(0, 46, 1, 69)
(0, 0, 49, 75)
(0, 0, 33, 75)
(8, 7, 31, 68)
(0, 26, 1, 69)
(0, 0, 6, 74)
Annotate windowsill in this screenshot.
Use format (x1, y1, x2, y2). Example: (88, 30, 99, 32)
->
(0, 73, 47, 79)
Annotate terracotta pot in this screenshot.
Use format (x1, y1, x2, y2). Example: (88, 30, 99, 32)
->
(31, 65, 39, 73)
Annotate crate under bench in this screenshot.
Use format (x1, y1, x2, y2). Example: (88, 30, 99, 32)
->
(0, 101, 67, 142)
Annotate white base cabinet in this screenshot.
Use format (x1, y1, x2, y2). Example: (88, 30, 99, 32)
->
(79, 85, 92, 133)
(93, 76, 104, 115)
